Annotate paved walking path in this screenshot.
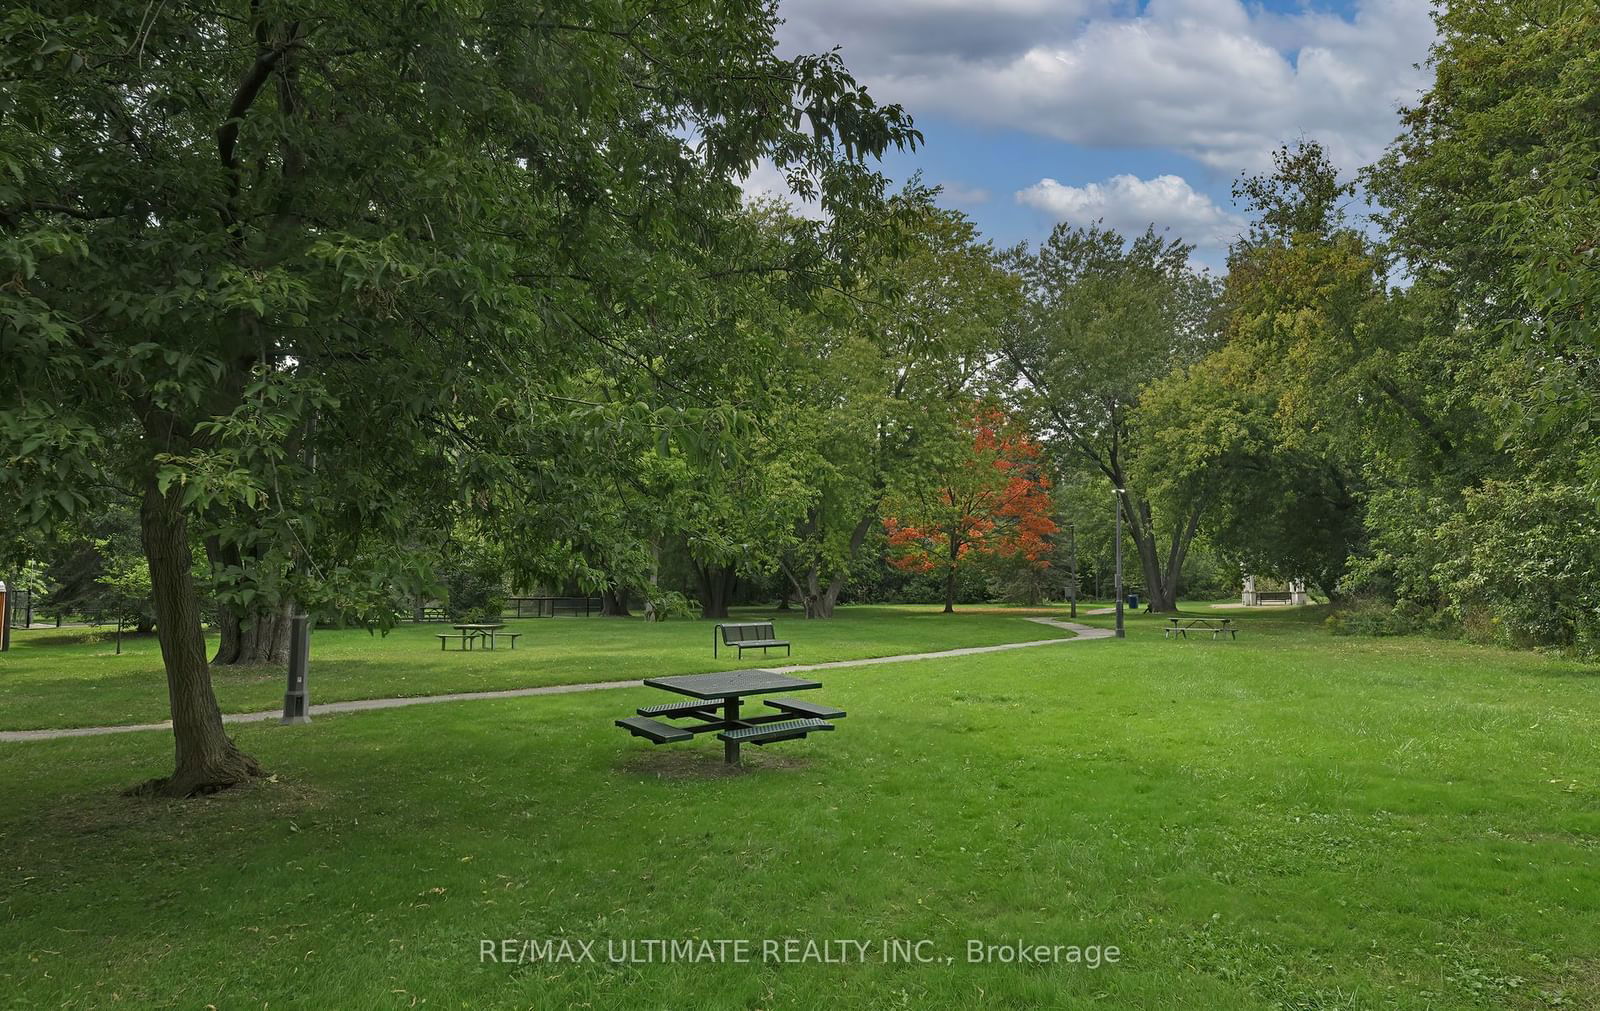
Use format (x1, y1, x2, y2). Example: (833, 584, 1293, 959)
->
(0, 619, 1112, 743)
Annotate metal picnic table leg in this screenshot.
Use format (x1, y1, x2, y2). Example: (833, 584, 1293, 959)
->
(723, 695, 741, 765)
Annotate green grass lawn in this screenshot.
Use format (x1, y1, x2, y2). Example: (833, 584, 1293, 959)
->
(3, 611, 1599, 1008)
(0, 605, 1069, 731)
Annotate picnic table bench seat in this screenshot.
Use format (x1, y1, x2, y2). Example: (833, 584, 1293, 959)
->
(637, 699, 719, 718)
(437, 633, 473, 650)
(718, 718, 834, 746)
(714, 622, 791, 659)
(615, 716, 695, 743)
(764, 697, 846, 720)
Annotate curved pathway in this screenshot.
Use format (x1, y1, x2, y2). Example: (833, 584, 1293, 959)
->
(0, 618, 1112, 743)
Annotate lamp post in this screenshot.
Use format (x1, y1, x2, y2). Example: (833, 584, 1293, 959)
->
(1113, 488, 1126, 639)
(1067, 522, 1077, 619)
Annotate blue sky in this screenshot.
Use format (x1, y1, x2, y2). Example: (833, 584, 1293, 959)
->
(755, 0, 1438, 269)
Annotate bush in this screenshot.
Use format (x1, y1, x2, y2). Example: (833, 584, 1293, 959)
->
(443, 563, 506, 623)
(1325, 596, 1425, 638)
(1436, 480, 1600, 657)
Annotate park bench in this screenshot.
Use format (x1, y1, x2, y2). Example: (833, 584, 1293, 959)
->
(1256, 591, 1293, 604)
(437, 632, 474, 650)
(713, 621, 790, 659)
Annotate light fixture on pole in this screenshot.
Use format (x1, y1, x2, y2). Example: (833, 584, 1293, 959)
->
(1113, 488, 1126, 639)
(1067, 521, 1077, 620)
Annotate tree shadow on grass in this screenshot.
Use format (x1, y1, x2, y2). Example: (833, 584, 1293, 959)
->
(620, 749, 814, 779)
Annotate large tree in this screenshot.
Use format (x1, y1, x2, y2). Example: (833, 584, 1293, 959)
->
(0, 0, 917, 794)
(774, 194, 1015, 616)
(1130, 142, 1374, 599)
(1003, 224, 1219, 612)
(883, 406, 1055, 613)
(1349, 0, 1600, 647)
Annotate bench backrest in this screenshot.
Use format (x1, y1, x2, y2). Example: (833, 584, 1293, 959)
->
(719, 622, 777, 644)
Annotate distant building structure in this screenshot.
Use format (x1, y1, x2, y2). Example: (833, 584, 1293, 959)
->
(1241, 576, 1308, 606)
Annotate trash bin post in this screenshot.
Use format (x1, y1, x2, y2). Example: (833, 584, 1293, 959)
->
(281, 613, 311, 725)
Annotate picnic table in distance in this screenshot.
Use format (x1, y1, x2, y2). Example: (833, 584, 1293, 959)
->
(1165, 616, 1237, 640)
(436, 623, 522, 651)
(616, 669, 846, 765)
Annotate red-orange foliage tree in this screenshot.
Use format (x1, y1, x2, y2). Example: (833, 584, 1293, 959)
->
(884, 408, 1057, 612)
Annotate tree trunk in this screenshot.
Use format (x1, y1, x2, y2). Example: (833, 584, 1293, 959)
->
(212, 602, 293, 665)
(643, 541, 662, 622)
(695, 562, 737, 620)
(600, 586, 631, 617)
(817, 573, 845, 618)
(131, 477, 264, 798)
(780, 561, 829, 619)
(1119, 495, 1202, 613)
(1116, 494, 1169, 612)
(205, 536, 292, 665)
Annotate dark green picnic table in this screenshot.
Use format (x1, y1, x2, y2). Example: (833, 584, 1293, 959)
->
(615, 669, 846, 765)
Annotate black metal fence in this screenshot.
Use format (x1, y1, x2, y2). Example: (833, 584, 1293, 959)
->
(504, 596, 603, 618)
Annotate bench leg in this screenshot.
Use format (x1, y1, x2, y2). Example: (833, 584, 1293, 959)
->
(723, 696, 741, 765)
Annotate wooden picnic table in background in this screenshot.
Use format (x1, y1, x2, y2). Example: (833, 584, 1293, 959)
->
(1165, 616, 1237, 640)
(436, 623, 521, 650)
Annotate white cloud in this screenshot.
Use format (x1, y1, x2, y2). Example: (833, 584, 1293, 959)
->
(736, 158, 827, 220)
(779, 0, 1436, 174)
(1016, 173, 1242, 245)
(936, 180, 991, 205)
(1016, 173, 1246, 266)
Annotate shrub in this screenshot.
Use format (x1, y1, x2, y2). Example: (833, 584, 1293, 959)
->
(443, 563, 506, 623)
(1325, 596, 1424, 638)
(1435, 480, 1600, 657)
